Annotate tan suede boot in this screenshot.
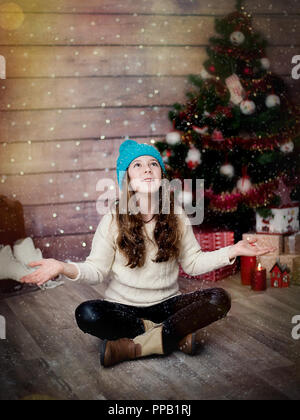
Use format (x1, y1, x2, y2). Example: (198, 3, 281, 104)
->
(100, 324, 164, 367)
(142, 319, 203, 355)
(132, 324, 164, 357)
(141, 318, 160, 332)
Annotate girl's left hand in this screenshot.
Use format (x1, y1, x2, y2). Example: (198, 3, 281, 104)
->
(233, 237, 277, 258)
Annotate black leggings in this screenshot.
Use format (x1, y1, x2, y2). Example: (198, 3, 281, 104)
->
(75, 287, 231, 354)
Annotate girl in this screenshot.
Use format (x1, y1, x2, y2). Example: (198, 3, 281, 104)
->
(20, 139, 276, 368)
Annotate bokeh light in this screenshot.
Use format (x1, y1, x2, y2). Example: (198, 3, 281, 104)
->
(0, 2, 25, 30)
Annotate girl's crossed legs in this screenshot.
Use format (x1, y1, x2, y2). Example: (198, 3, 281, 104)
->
(75, 287, 231, 354)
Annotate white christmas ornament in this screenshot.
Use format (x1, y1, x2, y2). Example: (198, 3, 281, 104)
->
(230, 31, 245, 46)
(200, 68, 213, 80)
(220, 163, 234, 178)
(185, 148, 202, 165)
(260, 57, 270, 70)
(237, 176, 252, 193)
(265, 94, 280, 108)
(166, 131, 181, 145)
(177, 190, 193, 207)
(240, 99, 256, 115)
(280, 141, 294, 154)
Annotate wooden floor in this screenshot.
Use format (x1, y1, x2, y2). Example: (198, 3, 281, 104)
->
(1, 273, 300, 400)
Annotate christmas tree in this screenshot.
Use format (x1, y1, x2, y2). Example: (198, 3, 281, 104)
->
(155, 0, 300, 241)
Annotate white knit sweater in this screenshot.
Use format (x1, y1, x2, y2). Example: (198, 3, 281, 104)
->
(62, 206, 236, 307)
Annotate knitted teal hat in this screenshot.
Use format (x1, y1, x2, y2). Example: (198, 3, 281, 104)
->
(116, 139, 166, 190)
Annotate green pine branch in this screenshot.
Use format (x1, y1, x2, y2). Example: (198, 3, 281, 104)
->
(235, 0, 244, 11)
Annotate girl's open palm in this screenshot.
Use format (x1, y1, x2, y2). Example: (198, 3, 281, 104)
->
(19, 259, 64, 287)
(235, 237, 277, 257)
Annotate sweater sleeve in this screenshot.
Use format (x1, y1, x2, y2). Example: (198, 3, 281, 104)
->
(61, 211, 116, 285)
(177, 209, 236, 276)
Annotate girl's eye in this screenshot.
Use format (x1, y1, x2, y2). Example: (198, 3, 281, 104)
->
(134, 162, 158, 167)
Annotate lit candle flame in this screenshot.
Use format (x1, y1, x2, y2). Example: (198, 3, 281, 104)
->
(257, 263, 262, 271)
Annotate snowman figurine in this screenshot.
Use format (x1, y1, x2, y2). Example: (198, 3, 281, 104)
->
(230, 31, 245, 46)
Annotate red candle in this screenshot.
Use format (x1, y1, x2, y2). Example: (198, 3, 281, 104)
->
(241, 256, 257, 285)
(251, 263, 267, 291)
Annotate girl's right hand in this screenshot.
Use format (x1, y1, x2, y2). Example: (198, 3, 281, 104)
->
(19, 258, 64, 287)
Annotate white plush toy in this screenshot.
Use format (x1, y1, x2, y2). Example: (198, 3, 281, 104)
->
(13, 237, 43, 266)
(0, 237, 64, 290)
(0, 244, 34, 281)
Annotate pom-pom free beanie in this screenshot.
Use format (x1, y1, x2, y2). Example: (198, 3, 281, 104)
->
(116, 139, 166, 190)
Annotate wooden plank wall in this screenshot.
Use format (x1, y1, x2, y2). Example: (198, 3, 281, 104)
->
(0, 0, 299, 262)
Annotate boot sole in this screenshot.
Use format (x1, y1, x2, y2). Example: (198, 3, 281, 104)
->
(100, 339, 108, 366)
(178, 332, 197, 355)
(190, 332, 196, 355)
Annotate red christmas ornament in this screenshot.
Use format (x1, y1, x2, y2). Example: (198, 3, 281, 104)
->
(212, 129, 225, 142)
(209, 65, 216, 73)
(187, 161, 198, 170)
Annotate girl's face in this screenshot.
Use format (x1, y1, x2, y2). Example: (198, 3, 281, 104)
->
(127, 155, 162, 194)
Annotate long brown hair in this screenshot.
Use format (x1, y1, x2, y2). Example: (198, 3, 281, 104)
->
(111, 169, 182, 269)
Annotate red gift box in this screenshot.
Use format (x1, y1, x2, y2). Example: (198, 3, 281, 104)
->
(193, 227, 235, 250)
(179, 228, 238, 282)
